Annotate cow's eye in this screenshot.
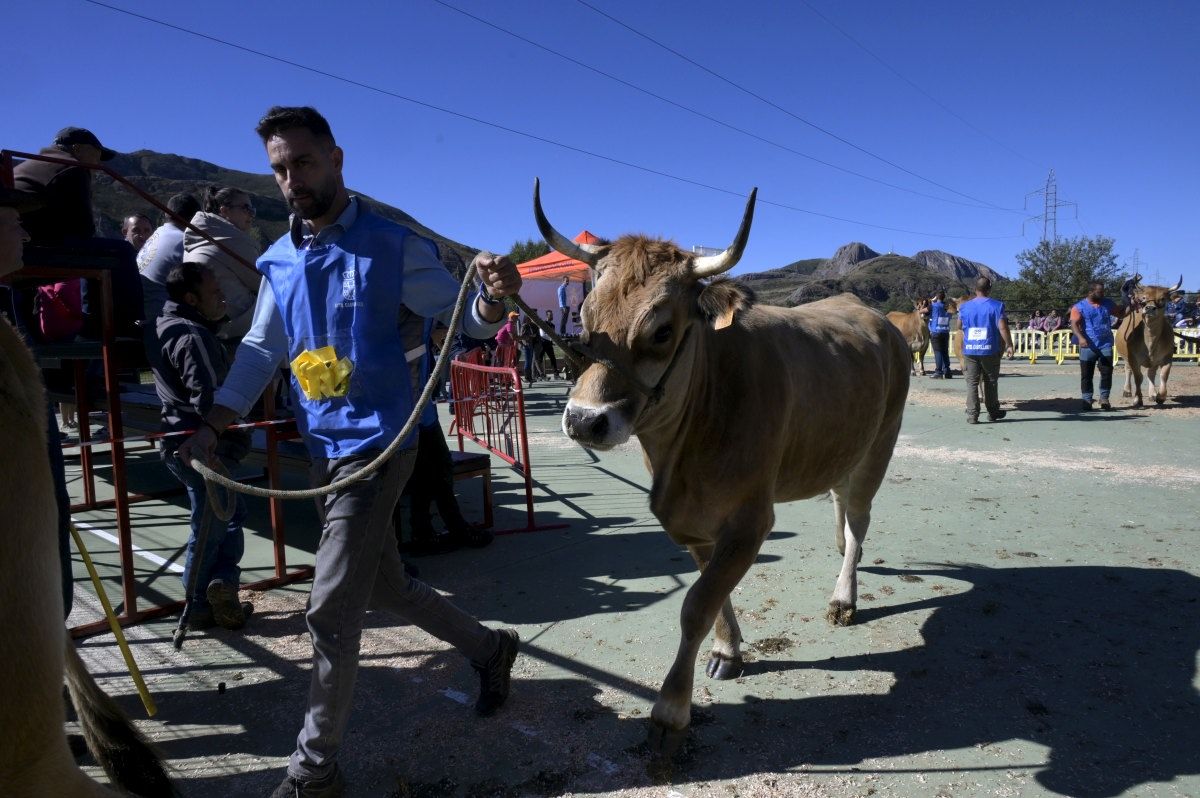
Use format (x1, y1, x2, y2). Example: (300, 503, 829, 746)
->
(653, 323, 673, 344)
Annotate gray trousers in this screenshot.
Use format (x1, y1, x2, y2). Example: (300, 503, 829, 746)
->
(289, 449, 500, 780)
(963, 354, 1002, 419)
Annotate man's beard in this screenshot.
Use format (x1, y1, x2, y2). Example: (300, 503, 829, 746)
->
(289, 181, 337, 220)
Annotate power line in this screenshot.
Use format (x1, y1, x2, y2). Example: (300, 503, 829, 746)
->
(574, 0, 1021, 212)
(81, 0, 1022, 241)
(430, 0, 1005, 212)
(796, 0, 1042, 170)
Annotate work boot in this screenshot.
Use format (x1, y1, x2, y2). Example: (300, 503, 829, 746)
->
(268, 765, 344, 798)
(207, 579, 250, 630)
(1081, 400, 1094, 412)
(1100, 401, 1113, 411)
(475, 629, 520, 717)
(988, 410, 1007, 421)
(966, 415, 979, 425)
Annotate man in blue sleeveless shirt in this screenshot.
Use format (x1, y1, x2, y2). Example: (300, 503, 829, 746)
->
(957, 277, 1013, 424)
(927, 289, 953, 379)
(177, 107, 522, 797)
(1068, 280, 1129, 411)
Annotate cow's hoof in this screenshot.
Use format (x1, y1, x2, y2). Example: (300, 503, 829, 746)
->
(826, 601, 856, 626)
(705, 653, 744, 680)
(646, 720, 689, 758)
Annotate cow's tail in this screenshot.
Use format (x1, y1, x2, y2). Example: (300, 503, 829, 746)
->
(63, 635, 175, 797)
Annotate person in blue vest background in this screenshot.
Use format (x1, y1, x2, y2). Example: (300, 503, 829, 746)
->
(927, 288, 953, 379)
(956, 276, 1013, 424)
(1069, 280, 1131, 411)
(176, 106, 521, 798)
(557, 274, 569, 334)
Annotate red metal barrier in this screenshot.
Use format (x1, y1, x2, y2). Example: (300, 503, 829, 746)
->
(450, 360, 565, 534)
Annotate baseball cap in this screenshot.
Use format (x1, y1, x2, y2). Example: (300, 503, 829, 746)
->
(0, 186, 44, 212)
(53, 127, 117, 161)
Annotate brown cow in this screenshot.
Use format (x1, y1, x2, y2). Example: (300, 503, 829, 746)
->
(886, 298, 931, 375)
(534, 181, 911, 754)
(0, 193, 171, 796)
(1116, 276, 1183, 407)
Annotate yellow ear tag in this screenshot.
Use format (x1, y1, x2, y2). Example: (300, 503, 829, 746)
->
(290, 346, 353, 400)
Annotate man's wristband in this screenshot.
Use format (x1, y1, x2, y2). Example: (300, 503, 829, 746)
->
(201, 420, 221, 438)
(478, 287, 502, 306)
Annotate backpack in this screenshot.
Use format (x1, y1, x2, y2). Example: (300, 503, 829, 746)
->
(33, 279, 85, 343)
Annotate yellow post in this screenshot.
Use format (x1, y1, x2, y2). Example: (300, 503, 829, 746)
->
(69, 524, 157, 717)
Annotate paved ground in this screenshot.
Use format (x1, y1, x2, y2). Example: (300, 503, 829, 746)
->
(68, 359, 1200, 798)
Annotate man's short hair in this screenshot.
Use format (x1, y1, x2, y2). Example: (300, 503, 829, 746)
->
(1089, 280, 1105, 290)
(255, 106, 336, 148)
(975, 276, 992, 293)
(122, 213, 153, 231)
(166, 193, 201, 224)
(165, 262, 209, 303)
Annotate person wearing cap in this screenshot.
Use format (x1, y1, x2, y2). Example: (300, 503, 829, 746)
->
(12, 127, 143, 340)
(0, 186, 77, 618)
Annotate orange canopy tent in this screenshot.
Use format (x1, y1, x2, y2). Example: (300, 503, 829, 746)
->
(515, 230, 600, 281)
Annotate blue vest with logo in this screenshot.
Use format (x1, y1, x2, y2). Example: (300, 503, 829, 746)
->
(258, 210, 419, 458)
(928, 300, 950, 334)
(1072, 298, 1115, 348)
(958, 297, 1005, 356)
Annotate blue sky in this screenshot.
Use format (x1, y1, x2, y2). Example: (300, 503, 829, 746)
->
(6, 0, 1199, 287)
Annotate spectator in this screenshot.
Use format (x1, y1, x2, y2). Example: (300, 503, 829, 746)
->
(557, 275, 570, 334)
(175, 105, 520, 796)
(539, 309, 560, 379)
(121, 213, 154, 253)
(1069, 279, 1131, 411)
(184, 186, 262, 344)
(1165, 292, 1186, 325)
(139, 192, 202, 325)
(1027, 309, 1045, 331)
(152, 262, 253, 631)
(396, 317, 493, 553)
(13, 127, 143, 339)
(957, 276, 1013, 424)
(927, 289, 952, 379)
(495, 310, 518, 347)
(1043, 309, 1063, 333)
(519, 309, 540, 383)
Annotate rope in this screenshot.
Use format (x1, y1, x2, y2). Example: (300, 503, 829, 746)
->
(187, 254, 480, 510)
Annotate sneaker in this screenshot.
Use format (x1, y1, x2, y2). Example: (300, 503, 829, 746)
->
(943, 373, 953, 380)
(206, 579, 249, 630)
(988, 410, 1007, 421)
(1081, 400, 1094, 412)
(1100, 401, 1112, 411)
(268, 766, 345, 798)
(928, 373, 943, 379)
(475, 629, 520, 717)
(966, 416, 979, 425)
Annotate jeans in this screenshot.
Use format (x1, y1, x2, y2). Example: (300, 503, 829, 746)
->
(558, 306, 568, 335)
(930, 332, 951, 376)
(1079, 345, 1113, 401)
(963, 354, 1002, 419)
(161, 442, 247, 605)
(290, 449, 499, 780)
(47, 403, 73, 618)
(403, 423, 468, 535)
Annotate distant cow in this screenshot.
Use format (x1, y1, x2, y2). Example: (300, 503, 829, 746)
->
(0, 316, 171, 796)
(1116, 276, 1182, 407)
(535, 180, 911, 754)
(886, 299, 931, 375)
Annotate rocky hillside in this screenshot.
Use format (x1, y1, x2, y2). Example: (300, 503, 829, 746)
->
(737, 242, 1005, 311)
(89, 150, 477, 273)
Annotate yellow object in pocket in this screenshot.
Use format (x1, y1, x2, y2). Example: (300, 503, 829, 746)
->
(290, 345, 354, 400)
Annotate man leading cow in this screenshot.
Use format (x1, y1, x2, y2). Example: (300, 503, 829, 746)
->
(176, 106, 522, 797)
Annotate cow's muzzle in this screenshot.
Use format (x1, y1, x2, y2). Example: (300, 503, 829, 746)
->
(562, 401, 630, 449)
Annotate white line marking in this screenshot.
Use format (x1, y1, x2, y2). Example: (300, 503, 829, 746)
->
(71, 517, 184, 574)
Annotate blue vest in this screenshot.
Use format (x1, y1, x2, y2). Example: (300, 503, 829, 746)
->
(258, 210, 419, 458)
(928, 301, 950, 334)
(958, 297, 1005, 356)
(1072, 298, 1115, 348)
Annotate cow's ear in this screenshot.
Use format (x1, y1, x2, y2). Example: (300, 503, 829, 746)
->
(697, 278, 755, 330)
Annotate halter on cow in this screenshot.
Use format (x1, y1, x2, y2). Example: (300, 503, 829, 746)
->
(534, 180, 911, 754)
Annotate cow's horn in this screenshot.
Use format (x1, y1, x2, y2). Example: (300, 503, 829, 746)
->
(533, 178, 604, 267)
(692, 188, 758, 279)
(1169, 274, 1183, 293)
